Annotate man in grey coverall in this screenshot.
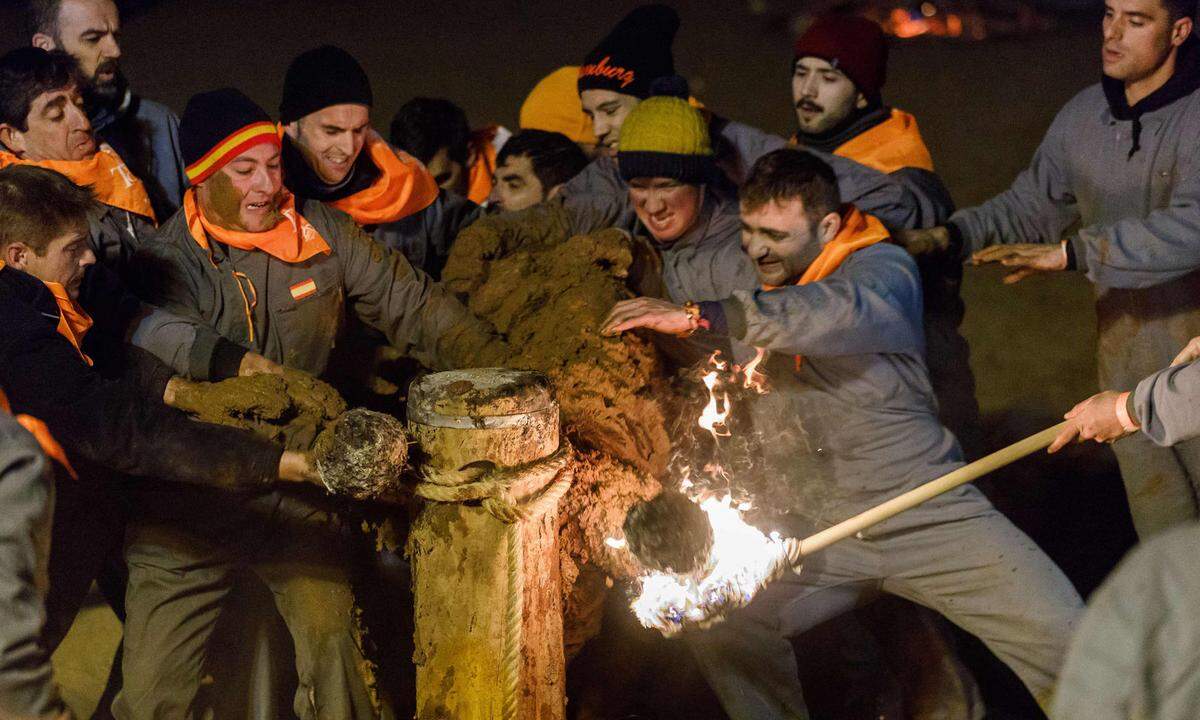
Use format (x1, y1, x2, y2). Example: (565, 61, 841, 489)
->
(900, 0, 1200, 538)
(604, 148, 1083, 719)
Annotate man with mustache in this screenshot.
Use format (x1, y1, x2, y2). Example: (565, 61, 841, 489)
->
(281, 46, 479, 279)
(0, 165, 322, 720)
(0, 47, 156, 282)
(602, 148, 1083, 720)
(898, 0, 1200, 540)
(118, 88, 505, 719)
(27, 0, 187, 220)
(488, 130, 589, 212)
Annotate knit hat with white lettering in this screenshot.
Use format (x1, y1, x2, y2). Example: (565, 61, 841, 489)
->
(577, 4, 679, 100)
(180, 88, 280, 185)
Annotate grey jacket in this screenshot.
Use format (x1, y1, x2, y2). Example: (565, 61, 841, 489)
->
(0, 415, 61, 720)
(136, 199, 498, 377)
(715, 243, 983, 531)
(89, 200, 156, 277)
(1052, 522, 1200, 720)
(949, 82, 1200, 389)
(93, 91, 188, 220)
(364, 190, 480, 280)
(1133, 359, 1200, 447)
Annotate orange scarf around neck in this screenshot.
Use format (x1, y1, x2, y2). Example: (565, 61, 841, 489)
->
(832, 109, 934, 175)
(184, 188, 331, 264)
(0, 260, 93, 366)
(330, 135, 439, 226)
(0, 143, 156, 223)
(466, 125, 499, 205)
(0, 387, 78, 480)
(769, 206, 890, 369)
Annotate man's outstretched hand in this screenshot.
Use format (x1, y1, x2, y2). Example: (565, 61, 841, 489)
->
(971, 243, 1067, 283)
(1048, 390, 1136, 453)
(602, 297, 693, 337)
(239, 351, 285, 376)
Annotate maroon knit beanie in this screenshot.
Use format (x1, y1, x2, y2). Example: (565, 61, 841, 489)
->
(793, 14, 888, 101)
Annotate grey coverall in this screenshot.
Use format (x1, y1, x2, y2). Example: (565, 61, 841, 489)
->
(950, 80, 1200, 537)
(120, 200, 499, 720)
(1132, 359, 1200, 447)
(682, 242, 1082, 719)
(0, 415, 60, 720)
(1051, 522, 1200, 720)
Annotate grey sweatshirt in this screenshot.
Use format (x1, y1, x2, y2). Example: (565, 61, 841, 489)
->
(715, 243, 982, 531)
(0, 415, 62, 720)
(1133, 359, 1200, 447)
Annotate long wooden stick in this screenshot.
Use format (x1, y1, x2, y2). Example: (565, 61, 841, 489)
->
(789, 421, 1069, 561)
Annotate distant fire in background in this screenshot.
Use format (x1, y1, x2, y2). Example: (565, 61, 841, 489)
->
(778, 0, 1055, 40)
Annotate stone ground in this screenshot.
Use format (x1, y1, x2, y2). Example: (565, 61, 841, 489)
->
(0, 1, 1136, 716)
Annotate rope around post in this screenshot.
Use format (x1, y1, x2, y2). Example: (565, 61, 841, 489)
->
(414, 441, 574, 718)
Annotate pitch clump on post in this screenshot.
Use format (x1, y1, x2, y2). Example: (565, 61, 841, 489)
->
(312, 408, 410, 501)
(623, 491, 713, 575)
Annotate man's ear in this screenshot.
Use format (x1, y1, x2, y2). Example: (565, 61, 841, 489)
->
(545, 182, 565, 200)
(283, 121, 300, 140)
(854, 92, 868, 110)
(0, 124, 26, 157)
(1172, 16, 1193, 47)
(31, 34, 56, 51)
(817, 210, 842, 244)
(3, 242, 29, 270)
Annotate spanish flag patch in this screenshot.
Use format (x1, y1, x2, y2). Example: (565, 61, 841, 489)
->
(290, 278, 318, 301)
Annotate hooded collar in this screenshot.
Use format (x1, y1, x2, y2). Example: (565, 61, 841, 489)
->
(1102, 34, 1200, 158)
(794, 103, 890, 154)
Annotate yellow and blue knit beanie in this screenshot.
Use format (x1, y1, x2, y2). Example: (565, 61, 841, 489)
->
(618, 76, 714, 185)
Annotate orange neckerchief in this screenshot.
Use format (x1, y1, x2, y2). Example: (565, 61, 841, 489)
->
(0, 260, 93, 366)
(0, 387, 78, 480)
(330, 135, 439, 226)
(466, 125, 499, 205)
(766, 207, 890, 369)
(0, 143, 156, 223)
(184, 187, 331, 264)
(832, 109, 935, 175)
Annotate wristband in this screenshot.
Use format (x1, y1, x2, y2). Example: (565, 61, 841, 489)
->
(1114, 391, 1139, 433)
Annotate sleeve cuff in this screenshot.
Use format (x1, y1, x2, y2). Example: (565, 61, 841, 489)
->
(209, 337, 250, 381)
(698, 301, 728, 336)
(719, 297, 749, 341)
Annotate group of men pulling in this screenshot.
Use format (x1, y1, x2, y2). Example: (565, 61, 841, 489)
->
(1, 0, 1199, 718)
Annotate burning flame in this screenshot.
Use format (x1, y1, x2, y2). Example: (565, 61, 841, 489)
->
(618, 347, 798, 634)
(631, 495, 792, 632)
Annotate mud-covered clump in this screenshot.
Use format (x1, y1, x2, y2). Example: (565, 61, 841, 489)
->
(313, 408, 410, 501)
(170, 368, 346, 450)
(623, 491, 713, 575)
(442, 203, 673, 652)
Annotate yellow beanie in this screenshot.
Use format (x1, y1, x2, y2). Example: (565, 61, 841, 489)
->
(519, 66, 598, 146)
(617, 90, 713, 184)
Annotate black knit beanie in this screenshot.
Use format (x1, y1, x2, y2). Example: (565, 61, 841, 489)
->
(181, 88, 278, 185)
(577, 4, 680, 99)
(279, 45, 373, 124)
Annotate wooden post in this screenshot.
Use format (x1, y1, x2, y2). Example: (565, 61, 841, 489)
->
(407, 369, 567, 720)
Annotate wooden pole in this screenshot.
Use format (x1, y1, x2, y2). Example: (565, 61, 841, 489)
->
(792, 422, 1069, 560)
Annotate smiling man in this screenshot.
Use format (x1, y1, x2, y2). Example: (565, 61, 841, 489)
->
(602, 148, 1083, 720)
(281, 46, 480, 279)
(27, 0, 188, 219)
(898, 0, 1200, 540)
(119, 87, 505, 719)
(0, 47, 156, 283)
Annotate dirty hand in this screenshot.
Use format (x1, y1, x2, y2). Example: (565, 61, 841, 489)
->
(1171, 336, 1200, 366)
(892, 226, 952, 256)
(602, 297, 692, 337)
(239, 351, 285, 376)
(1048, 390, 1135, 452)
(971, 243, 1067, 283)
(278, 450, 320, 484)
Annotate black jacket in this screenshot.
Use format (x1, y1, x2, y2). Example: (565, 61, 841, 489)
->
(0, 264, 281, 489)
